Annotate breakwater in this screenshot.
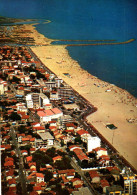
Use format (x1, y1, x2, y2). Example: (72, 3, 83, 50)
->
(65, 38, 135, 46)
(55, 39, 116, 42)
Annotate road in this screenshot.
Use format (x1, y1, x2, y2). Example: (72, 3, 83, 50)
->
(70, 158, 99, 195)
(10, 126, 28, 195)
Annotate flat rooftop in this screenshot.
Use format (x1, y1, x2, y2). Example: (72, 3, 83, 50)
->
(38, 132, 54, 140)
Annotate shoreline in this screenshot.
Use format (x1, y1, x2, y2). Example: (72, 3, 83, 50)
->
(17, 23, 137, 169)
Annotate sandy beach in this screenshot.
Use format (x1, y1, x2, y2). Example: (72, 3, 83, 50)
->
(22, 24, 137, 170)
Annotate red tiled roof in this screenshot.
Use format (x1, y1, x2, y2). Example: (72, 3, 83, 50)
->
(40, 168, 47, 172)
(30, 138, 35, 142)
(6, 189, 17, 195)
(62, 176, 69, 183)
(66, 123, 76, 127)
(74, 184, 83, 188)
(30, 148, 36, 151)
(33, 126, 45, 130)
(18, 87, 24, 90)
(49, 121, 56, 123)
(71, 178, 81, 183)
(69, 145, 81, 151)
(6, 169, 14, 177)
(66, 129, 74, 133)
(100, 179, 110, 188)
(94, 147, 107, 152)
(4, 161, 14, 167)
(29, 162, 36, 167)
(52, 107, 62, 114)
(36, 173, 44, 178)
(26, 135, 32, 138)
(37, 182, 46, 186)
(31, 122, 40, 126)
(5, 157, 14, 162)
(21, 150, 28, 154)
(58, 169, 75, 175)
(106, 166, 120, 172)
(100, 155, 110, 160)
(49, 126, 57, 130)
(77, 129, 89, 136)
(22, 137, 30, 142)
(21, 115, 29, 119)
(33, 186, 42, 191)
(53, 155, 62, 161)
(37, 111, 47, 117)
(11, 150, 16, 156)
(8, 178, 16, 185)
(89, 170, 100, 179)
(26, 156, 32, 162)
(3, 135, 10, 140)
(39, 148, 47, 152)
(17, 134, 25, 137)
(73, 148, 89, 161)
(29, 191, 38, 195)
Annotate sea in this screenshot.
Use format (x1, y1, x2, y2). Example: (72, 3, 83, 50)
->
(0, 0, 137, 97)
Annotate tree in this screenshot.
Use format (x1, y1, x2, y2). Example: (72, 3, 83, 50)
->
(43, 170, 53, 182)
(75, 136, 82, 144)
(81, 160, 89, 168)
(36, 71, 45, 79)
(11, 76, 21, 84)
(61, 140, 64, 147)
(83, 142, 87, 149)
(54, 157, 72, 170)
(88, 152, 96, 158)
(36, 160, 41, 172)
(46, 147, 56, 158)
(75, 172, 81, 179)
(10, 112, 21, 121)
(18, 125, 27, 133)
(99, 168, 110, 175)
(14, 170, 19, 176)
(20, 145, 31, 155)
(69, 151, 74, 157)
(32, 150, 53, 168)
(27, 184, 33, 192)
(16, 182, 23, 195)
(57, 150, 66, 156)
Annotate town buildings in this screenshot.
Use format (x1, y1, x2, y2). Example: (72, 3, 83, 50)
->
(0, 45, 136, 195)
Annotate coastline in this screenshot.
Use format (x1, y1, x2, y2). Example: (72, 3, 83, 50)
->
(21, 24, 137, 169)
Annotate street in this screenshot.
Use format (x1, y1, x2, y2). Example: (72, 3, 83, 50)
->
(10, 126, 28, 195)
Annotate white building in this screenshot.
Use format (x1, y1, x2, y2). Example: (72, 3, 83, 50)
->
(87, 136, 101, 152)
(55, 77, 63, 88)
(26, 93, 50, 108)
(36, 132, 54, 148)
(37, 108, 63, 123)
(36, 173, 44, 183)
(0, 80, 8, 94)
(0, 83, 4, 95)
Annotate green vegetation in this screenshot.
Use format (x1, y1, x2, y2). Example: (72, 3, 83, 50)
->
(18, 125, 28, 133)
(9, 112, 21, 121)
(10, 76, 21, 84)
(54, 156, 72, 170)
(32, 150, 53, 172)
(0, 16, 37, 24)
(43, 170, 53, 182)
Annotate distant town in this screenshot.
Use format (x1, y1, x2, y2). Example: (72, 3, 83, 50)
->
(0, 45, 137, 195)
